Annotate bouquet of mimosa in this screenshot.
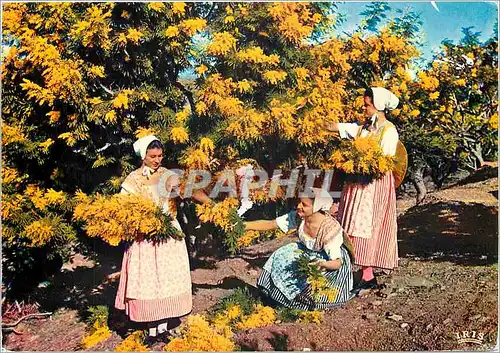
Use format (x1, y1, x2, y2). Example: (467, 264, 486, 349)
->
(330, 135, 394, 184)
(73, 191, 183, 246)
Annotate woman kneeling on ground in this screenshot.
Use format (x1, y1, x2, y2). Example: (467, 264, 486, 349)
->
(244, 188, 355, 310)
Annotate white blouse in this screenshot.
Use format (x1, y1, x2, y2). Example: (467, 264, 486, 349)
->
(276, 211, 343, 260)
(337, 121, 399, 157)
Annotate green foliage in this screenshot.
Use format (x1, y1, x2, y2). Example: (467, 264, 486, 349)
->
(359, 1, 391, 33)
(294, 251, 339, 302)
(147, 204, 185, 242)
(86, 305, 109, 326)
(295, 252, 324, 281)
(275, 307, 305, 323)
(209, 287, 261, 318)
(389, 8, 423, 43)
(223, 208, 246, 255)
(460, 26, 482, 47)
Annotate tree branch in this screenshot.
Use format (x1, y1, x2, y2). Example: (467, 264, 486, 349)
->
(99, 83, 115, 96)
(2, 312, 52, 328)
(204, 2, 217, 21)
(174, 81, 196, 116)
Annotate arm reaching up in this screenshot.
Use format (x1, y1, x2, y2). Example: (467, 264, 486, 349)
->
(192, 189, 212, 204)
(323, 121, 361, 139)
(323, 121, 340, 132)
(244, 210, 298, 233)
(244, 219, 278, 231)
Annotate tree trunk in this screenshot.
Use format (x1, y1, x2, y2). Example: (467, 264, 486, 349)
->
(411, 166, 427, 205)
(471, 143, 485, 168)
(431, 160, 452, 189)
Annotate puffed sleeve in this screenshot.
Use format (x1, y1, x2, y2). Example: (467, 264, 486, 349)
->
(120, 171, 138, 195)
(275, 210, 298, 233)
(380, 126, 399, 156)
(337, 123, 361, 139)
(323, 228, 343, 260)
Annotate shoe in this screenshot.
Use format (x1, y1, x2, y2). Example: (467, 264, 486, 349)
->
(156, 331, 171, 343)
(167, 327, 182, 338)
(144, 335, 159, 347)
(145, 332, 171, 346)
(351, 277, 378, 296)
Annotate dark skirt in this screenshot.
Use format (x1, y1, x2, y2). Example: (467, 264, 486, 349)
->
(256, 242, 354, 311)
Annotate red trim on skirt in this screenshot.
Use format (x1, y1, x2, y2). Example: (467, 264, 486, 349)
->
(338, 172, 398, 269)
(114, 240, 193, 322)
(115, 293, 192, 322)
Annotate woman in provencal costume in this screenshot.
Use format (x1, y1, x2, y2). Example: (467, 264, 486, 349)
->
(114, 135, 210, 341)
(245, 188, 354, 310)
(324, 87, 400, 294)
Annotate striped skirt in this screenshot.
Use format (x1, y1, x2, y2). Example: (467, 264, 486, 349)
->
(114, 239, 192, 322)
(337, 172, 398, 269)
(256, 242, 353, 311)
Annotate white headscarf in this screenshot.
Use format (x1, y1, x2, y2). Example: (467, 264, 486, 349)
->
(312, 187, 334, 213)
(371, 87, 399, 111)
(133, 135, 161, 179)
(133, 135, 160, 160)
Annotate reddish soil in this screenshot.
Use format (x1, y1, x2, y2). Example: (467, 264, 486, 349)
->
(2, 178, 498, 351)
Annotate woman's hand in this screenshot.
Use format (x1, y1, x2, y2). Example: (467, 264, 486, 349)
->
(322, 121, 339, 132)
(192, 189, 212, 204)
(329, 202, 340, 217)
(164, 174, 180, 194)
(313, 259, 342, 271)
(309, 260, 325, 269)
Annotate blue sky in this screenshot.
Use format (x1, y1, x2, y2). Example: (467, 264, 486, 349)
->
(335, 1, 498, 61)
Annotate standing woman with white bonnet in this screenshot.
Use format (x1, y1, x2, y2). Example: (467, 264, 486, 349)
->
(114, 135, 210, 343)
(244, 188, 355, 310)
(323, 87, 400, 295)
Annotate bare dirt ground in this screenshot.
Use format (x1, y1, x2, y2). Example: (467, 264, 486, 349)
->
(3, 177, 498, 351)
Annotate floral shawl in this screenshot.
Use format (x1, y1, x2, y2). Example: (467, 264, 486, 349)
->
(121, 167, 178, 217)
